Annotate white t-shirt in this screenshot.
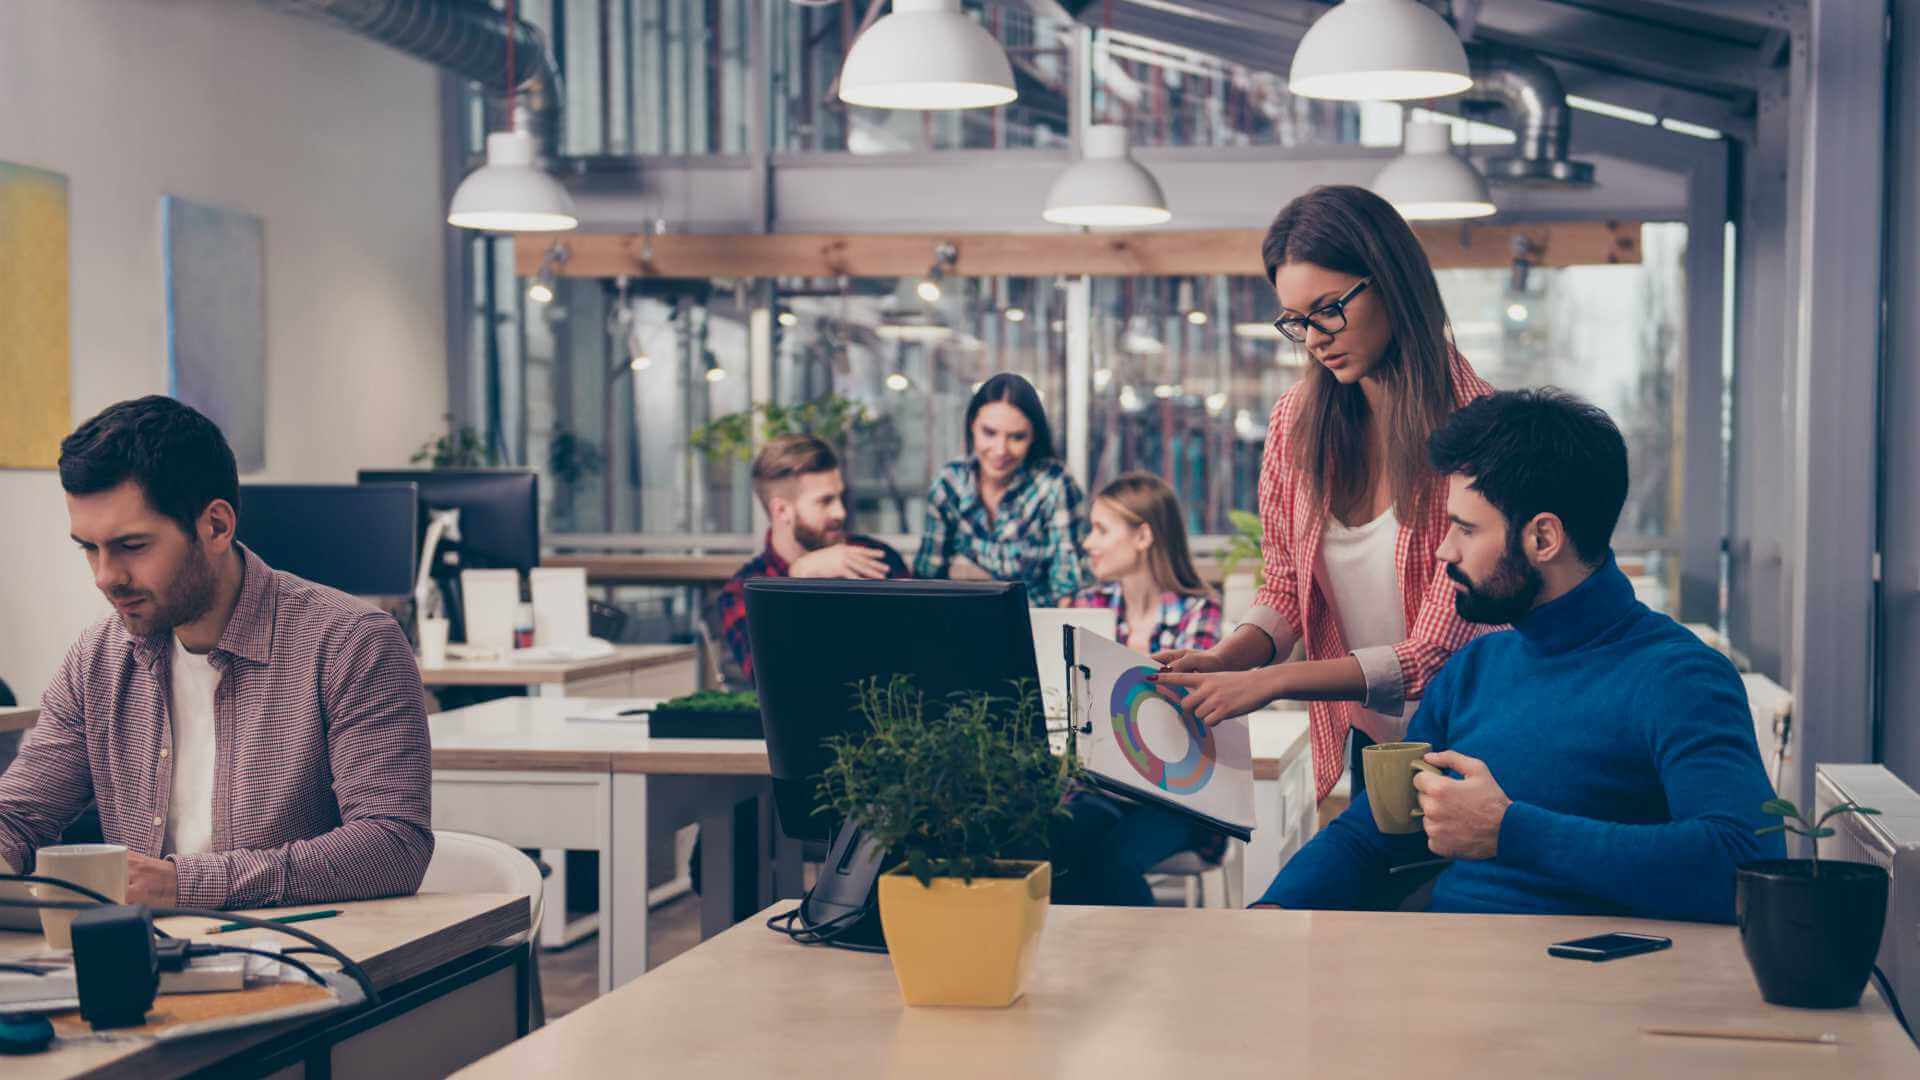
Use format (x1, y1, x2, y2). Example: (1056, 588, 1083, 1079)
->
(165, 635, 220, 857)
(1316, 507, 1410, 743)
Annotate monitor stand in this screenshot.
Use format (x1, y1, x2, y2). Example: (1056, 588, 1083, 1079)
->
(800, 823, 891, 951)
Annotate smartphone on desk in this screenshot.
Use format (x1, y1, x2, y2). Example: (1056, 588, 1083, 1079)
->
(1548, 932, 1672, 962)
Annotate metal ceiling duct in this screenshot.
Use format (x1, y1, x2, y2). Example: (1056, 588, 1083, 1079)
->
(261, 0, 562, 154)
(1464, 44, 1594, 187)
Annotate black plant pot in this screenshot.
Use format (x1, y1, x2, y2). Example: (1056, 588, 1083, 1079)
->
(1735, 859, 1889, 1009)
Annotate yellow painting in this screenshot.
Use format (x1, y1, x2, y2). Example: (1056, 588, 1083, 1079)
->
(0, 162, 71, 470)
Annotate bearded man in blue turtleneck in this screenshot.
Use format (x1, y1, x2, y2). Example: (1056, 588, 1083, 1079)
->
(1259, 389, 1782, 922)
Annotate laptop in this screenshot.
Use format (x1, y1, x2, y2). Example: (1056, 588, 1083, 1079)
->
(1028, 607, 1119, 722)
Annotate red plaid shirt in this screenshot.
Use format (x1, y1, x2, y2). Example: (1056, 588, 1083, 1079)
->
(1242, 349, 1496, 801)
(715, 533, 911, 685)
(0, 545, 434, 909)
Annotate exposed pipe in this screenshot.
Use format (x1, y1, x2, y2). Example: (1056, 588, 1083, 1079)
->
(1464, 43, 1593, 187)
(261, 0, 563, 155)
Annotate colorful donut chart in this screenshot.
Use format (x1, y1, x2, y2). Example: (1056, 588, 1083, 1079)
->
(1109, 666, 1217, 795)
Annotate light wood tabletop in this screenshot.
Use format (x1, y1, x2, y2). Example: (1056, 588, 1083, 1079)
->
(430, 697, 1310, 780)
(454, 904, 1915, 1079)
(4, 892, 529, 1080)
(1, 705, 40, 734)
(417, 643, 696, 687)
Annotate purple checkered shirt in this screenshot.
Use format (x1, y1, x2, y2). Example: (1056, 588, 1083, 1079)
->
(0, 545, 434, 909)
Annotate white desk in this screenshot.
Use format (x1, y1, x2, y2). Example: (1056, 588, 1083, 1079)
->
(417, 643, 698, 700)
(429, 696, 784, 994)
(420, 644, 700, 951)
(0, 706, 38, 734)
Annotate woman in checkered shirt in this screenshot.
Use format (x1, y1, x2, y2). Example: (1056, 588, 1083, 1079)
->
(1059, 472, 1226, 905)
(1154, 185, 1495, 805)
(911, 373, 1092, 607)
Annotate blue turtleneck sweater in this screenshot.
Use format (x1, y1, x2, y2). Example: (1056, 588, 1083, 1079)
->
(1260, 556, 1785, 923)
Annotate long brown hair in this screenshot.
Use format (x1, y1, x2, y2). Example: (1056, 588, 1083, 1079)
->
(1097, 472, 1212, 599)
(1261, 185, 1458, 523)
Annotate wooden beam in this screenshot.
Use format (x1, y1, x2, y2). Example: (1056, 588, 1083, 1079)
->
(514, 222, 1641, 279)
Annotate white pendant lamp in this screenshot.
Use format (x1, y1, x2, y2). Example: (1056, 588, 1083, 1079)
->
(448, 126, 579, 233)
(1043, 124, 1171, 228)
(1289, 0, 1472, 102)
(838, 0, 1017, 111)
(1372, 119, 1495, 221)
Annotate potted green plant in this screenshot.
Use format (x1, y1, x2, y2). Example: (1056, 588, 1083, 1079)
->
(818, 676, 1079, 1007)
(1736, 798, 1889, 1008)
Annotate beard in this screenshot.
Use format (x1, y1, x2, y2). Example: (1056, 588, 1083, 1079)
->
(1447, 537, 1544, 626)
(108, 539, 218, 638)
(791, 517, 848, 553)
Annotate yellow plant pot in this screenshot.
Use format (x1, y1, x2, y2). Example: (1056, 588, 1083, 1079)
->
(876, 860, 1051, 1007)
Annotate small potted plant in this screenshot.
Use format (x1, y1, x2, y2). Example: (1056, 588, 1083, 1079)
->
(1736, 798, 1889, 1008)
(818, 676, 1079, 1007)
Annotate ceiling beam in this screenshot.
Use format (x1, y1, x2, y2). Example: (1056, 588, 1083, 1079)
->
(513, 222, 1642, 280)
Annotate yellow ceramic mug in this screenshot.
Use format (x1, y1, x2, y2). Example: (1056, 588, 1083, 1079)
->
(1362, 742, 1445, 835)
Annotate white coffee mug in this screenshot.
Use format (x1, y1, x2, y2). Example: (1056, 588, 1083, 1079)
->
(32, 843, 129, 950)
(419, 616, 451, 667)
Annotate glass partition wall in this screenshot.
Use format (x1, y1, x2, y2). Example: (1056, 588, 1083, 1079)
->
(480, 225, 1687, 578)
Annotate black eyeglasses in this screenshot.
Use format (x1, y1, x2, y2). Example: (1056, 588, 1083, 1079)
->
(1273, 279, 1370, 344)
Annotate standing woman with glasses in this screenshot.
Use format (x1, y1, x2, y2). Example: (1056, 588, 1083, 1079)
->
(914, 372, 1092, 607)
(1153, 185, 1495, 808)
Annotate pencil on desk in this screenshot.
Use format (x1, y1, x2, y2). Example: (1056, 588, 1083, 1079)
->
(1644, 1026, 1837, 1045)
(210, 909, 343, 934)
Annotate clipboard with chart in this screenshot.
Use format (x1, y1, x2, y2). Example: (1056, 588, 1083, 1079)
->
(1065, 626, 1257, 841)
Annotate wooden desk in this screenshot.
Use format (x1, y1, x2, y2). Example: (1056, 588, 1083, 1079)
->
(8, 892, 530, 1080)
(418, 643, 698, 700)
(0, 706, 39, 734)
(456, 905, 1916, 1079)
(429, 698, 1313, 991)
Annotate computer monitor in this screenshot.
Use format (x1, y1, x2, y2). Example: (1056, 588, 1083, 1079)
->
(236, 483, 417, 597)
(744, 578, 1044, 843)
(356, 468, 539, 573)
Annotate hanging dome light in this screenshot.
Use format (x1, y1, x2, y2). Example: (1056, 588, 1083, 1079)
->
(838, 0, 1017, 111)
(448, 127, 579, 233)
(1372, 120, 1496, 221)
(1043, 124, 1170, 228)
(1288, 0, 1472, 102)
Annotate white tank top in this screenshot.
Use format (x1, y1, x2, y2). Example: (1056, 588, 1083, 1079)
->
(1316, 507, 1409, 743)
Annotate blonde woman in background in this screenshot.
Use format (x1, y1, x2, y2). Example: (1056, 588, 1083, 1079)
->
(1060, 472, 1224, 906)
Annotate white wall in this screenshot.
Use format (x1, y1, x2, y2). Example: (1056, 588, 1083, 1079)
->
(0, 2, 448, 704)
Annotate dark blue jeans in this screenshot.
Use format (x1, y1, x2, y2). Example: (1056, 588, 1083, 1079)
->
(1053, 790, 1206, 907)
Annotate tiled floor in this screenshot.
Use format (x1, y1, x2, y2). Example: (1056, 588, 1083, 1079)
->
(536, 892, 704, 1020)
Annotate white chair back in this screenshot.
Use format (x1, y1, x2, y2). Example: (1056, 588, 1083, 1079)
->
(419, 830, 545, 946)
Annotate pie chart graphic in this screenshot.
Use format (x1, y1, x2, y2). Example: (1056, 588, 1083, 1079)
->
(1109, 666, 1216, 795)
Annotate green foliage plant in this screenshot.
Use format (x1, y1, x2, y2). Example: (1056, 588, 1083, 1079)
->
(690, 394, 874, 462)
(818, 676, 1081, 888)
(1219, 509, 1265, 588)
(411, 415, 498, 468)
(1756, 797, 1881, 878)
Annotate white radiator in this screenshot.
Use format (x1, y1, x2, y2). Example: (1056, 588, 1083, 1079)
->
(1815, 764, 1920, 1027)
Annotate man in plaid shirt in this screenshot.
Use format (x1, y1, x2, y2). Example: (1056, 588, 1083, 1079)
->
(713, 435, 910, 685)
(0, 398, 433, 909)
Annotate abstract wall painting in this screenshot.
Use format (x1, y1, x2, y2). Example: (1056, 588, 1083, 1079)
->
(164, 196, 266, 471)
(0, 162, 72, 470)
